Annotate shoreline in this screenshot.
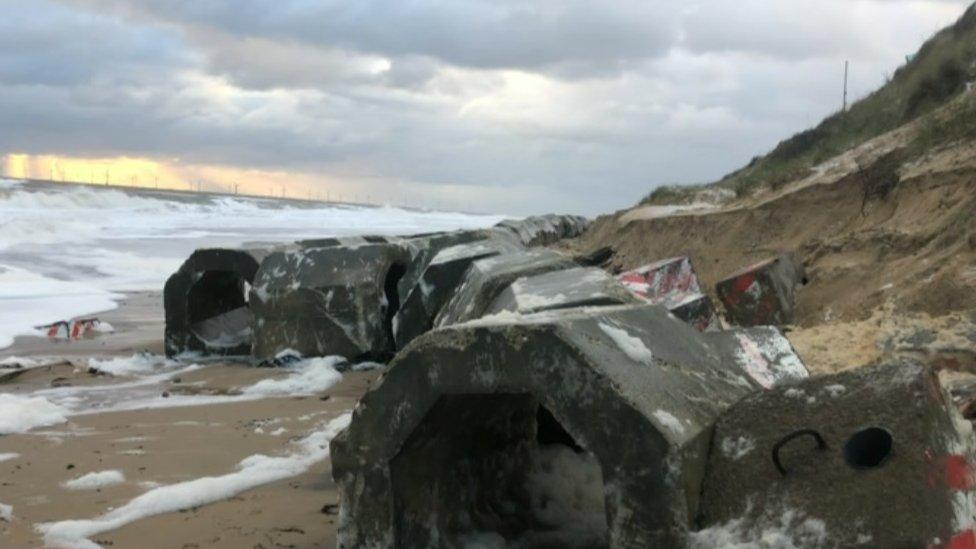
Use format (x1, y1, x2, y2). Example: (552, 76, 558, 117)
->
(0, 292, 378, 547)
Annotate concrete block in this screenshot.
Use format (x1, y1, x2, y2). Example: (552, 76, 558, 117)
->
(716, 253, 807, 327)
(331, 304, 760, 548)
(704, 326, 809, 388)
(669, 293, 720, 333)
(394, 228, 521, 310)
(250, 242, 412, 361)
(617, 256, 703, 304)
(393, 238, 523, 349)
(617, 257, 718, 332)
(164, 247, 272, 357)
(433, 249, 577, 328)
(697, 361, 976, 548)
(495, 214, 589, 247)
(485, 267, 641, 316)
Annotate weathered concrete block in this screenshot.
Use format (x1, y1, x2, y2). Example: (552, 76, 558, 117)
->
(164, 247, 272, 357)
(394, 228, 521, 309)
(250, 242, 411, 361)
(716, 253, 807, 327)
(393, 238, 523, 348)
(617, 257, 718, 332)
(669, 293, 720, 332)
(495, 214, 589, 247)
(617, 256, 703, 303)
(696, 361, 975, 548)
(485, 267, 641, 316)
(433, 249, 577, 328)
(704, 326, 809, 388)
(331, 304, 760, 548)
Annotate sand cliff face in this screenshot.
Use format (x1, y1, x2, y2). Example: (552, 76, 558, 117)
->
(580, 89, 976, 331)
(574, 88, 976, 375)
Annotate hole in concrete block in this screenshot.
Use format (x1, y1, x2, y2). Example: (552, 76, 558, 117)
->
(390, 395, 609, 548)
(187, 270, 252, 350)
(843, 427, 893, 469)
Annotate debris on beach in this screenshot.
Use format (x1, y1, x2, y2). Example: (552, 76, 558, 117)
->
(37, 318, 113, 341)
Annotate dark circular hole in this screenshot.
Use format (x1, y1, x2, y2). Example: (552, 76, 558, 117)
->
(843, 427, 893, 469)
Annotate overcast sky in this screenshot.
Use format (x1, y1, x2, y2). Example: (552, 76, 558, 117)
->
(0, 0, 971, 215)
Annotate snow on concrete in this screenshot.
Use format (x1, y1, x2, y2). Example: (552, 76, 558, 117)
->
(599, 323, 653, 365)
(38, 413, 352, 548)
(62, 470, 126, 491)
(0, 393, 68, 434)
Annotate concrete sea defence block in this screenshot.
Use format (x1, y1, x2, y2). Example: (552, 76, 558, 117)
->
(617, 256, 719, 332)
(703, 326, 809, 388)
(485, 266, 641, 316)
(495, 214, 589, 247)
(716, 253, 807, 327)
(697, 361, 975, 548)
(394, 228, 522, 309)
(433, 248, 577, 328)
(393, 238, 524, 349)
(250, 242, 412, 361)
(163, 247, 273, 357)
(617, 256, 703, 304)
(331, 304, 760, 548)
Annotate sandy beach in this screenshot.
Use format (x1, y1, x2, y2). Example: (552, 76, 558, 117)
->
(0, 292, 376, 548)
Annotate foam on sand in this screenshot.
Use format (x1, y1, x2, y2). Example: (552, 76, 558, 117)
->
(0, 393, 69, 435)
(62, 471, 126, 491)
(241, 356, 345, 397)
(38, 413, 352, 548)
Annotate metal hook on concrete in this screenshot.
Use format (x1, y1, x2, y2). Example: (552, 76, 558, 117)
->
(772, 428, 827, 476)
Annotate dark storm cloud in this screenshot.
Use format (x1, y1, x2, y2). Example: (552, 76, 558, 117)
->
(0, 0, 971, 215)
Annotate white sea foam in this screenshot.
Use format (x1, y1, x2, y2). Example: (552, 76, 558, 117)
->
(62, 470, 126, 491)
(0, 182, 503, 350)
(38, 413, 352, 548)
(241, 356, 344, 397)
(0, 453, 20, 463)
(0, 393, 69, 434)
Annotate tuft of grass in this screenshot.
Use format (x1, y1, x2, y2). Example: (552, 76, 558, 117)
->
(639, 185, 699, 206)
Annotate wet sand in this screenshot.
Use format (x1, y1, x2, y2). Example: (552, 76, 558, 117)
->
(0, 293, 377, 548)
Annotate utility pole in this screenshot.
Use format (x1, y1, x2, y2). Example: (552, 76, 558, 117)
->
(843, 60, 849, 112)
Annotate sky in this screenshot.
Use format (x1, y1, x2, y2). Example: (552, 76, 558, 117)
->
(0, 0, 971, 216)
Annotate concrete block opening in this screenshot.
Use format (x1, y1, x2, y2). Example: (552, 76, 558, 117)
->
(843, 427, 893, 469)
(389, 394, 609, 548)
(164, 248, 269, 357)
(186, 269, 252, 350)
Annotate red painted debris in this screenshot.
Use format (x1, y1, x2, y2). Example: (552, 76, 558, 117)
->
(38, 318, 109, 341)
(926, 453, 976, 491)
(616, 256, 701, 304)
(716, 254, 806, 327)
(947, 529, 976, 549)
(617, 257, 718, 331)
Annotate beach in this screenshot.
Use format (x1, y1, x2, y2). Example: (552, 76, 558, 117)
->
(0, 290, 378, 548)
